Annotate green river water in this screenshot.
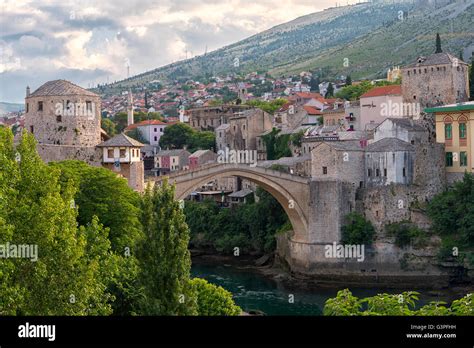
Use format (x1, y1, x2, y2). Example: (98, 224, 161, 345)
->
(191, 263, 462, 316)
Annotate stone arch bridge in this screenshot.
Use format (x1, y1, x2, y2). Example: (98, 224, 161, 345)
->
(150, 163, 311, 242)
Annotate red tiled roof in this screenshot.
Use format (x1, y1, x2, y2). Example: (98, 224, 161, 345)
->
(360, 85, 401, 98)
(303, 106, 322, 115)
(124, 119, 167, 132)
(295, 92, 323, 99)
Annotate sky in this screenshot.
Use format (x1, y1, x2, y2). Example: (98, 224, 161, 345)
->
(0, 0, 359, 103)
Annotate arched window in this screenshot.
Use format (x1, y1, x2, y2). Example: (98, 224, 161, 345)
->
(459, 122, 467, 139)
(445, 123, 452, 140)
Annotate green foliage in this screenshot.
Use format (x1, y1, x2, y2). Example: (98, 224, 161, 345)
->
(125, 127, 147, 144)
(245, 99, 287, 115)
(435, 33, 442, 53)
(261, 128, 292, 160)
(325, 83, 334, 98)
(341, 213, 375, 245)
(185, 188, 289, 254)
(159, 123, 215, 153)
(138, 181, 197, 315)
(49, 160, 144, 315)
(101, 118, 116, 137)
(427, 173, 474, 260)
(189, 278, 241, 316)
(324, 289, 473, 316)
(386, 221, 426, 248)
(290, 130, 305, 147)
(470, 57, 474, 102)
(50, 161, 143, 252)
(0, 129, 114, 315)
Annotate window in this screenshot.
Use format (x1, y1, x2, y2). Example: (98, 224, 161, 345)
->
(446, 152, 453, 167)
(403, 167, 406, 177)
(56, 115, 62, 122)
(160, 128, 163, 133)
(38, 101, 43, 111)
(368, 169, 372, 177)
(460, 152, 468, 167)
(384, 168, 387, 177)
(26, 103, 29, 113)
(424, 68, 427, 73)
(154, 128, 157, 132)
(445, 123, 452, 139)
(30, 126, 34, 133)
(459, 123, 467, 139)
(120, 149, 126, 158)
(376, 169, 380, 177)
(154, 136, 157, 141)
(323, 167, 328, 175)
(413, 95, 417, 100)
(108, 149, 114, 158)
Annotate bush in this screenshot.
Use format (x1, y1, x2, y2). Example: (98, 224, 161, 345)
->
(341, 213, 375, 245)
(386, 221, 425, 248)
(189, 278, 241, 316)
(324, 289, 473, 316)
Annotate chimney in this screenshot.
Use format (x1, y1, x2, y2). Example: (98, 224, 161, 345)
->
(26, 86, 30, 97)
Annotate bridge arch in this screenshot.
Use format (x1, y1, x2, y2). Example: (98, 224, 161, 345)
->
(152, 164, 310, 241)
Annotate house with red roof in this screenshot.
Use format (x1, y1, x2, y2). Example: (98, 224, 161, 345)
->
(359, 85, 403, 131)
(125, 119, 170, 146)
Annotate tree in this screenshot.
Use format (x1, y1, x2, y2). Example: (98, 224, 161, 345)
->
(0, 129, 114, 315)
(435, 33, 442, 53)
(324, 289, 473, 316)
(101, 118, 116, 137)
(159, 123, 194, 150)
(341, 213, 375, 245)
(309, 76, 320, 92)
(50, 160, 144, 315)
(261, 128, 291, 160)
(427, 173, 474, 264)
(245, 99, 287, 115)
(138, 181, 197, 315)
(325, 83, 334, 98)
(345, 75, 352, 86)
(470, 56, 474, 101)
(189, 278, 241, 316)
(189, 131, 215, 152)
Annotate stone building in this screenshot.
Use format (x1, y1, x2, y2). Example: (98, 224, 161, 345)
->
(365, 138, 415, 187)
(25, 80, 103, 163)
(188, 104, 251, 131)
(97, 133, 144, 191)
(359, 85, 403, 130)
(401, 52, 470, 109)
(189, 149, 217, 170)
(24, 79, 146, 191)
(215, 108, 272, 152)
(155, 149, 190, 175)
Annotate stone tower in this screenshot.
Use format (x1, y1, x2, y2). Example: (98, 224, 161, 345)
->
(401, 36, 470, 109)
(24, 79, 102, 163)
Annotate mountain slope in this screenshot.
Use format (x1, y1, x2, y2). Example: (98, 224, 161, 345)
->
(103, 0, 473, 91)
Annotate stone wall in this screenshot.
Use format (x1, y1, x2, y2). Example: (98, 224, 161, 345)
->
(401, 62, 469, 107)
(36, 144, 102, 166)
(25, 95, 101, 147)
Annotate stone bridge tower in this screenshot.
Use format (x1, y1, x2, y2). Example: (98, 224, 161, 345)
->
(24, 80, 102, 164)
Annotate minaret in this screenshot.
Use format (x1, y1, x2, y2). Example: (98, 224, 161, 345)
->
(127, 89, 134, 126)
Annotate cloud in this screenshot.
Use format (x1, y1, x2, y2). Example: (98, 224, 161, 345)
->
(0, 0, 357, 102)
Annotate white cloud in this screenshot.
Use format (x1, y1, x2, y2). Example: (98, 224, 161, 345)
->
(0, 0, 358, 102)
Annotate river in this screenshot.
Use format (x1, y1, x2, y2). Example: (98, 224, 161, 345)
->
(191, 262, 464, 316)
